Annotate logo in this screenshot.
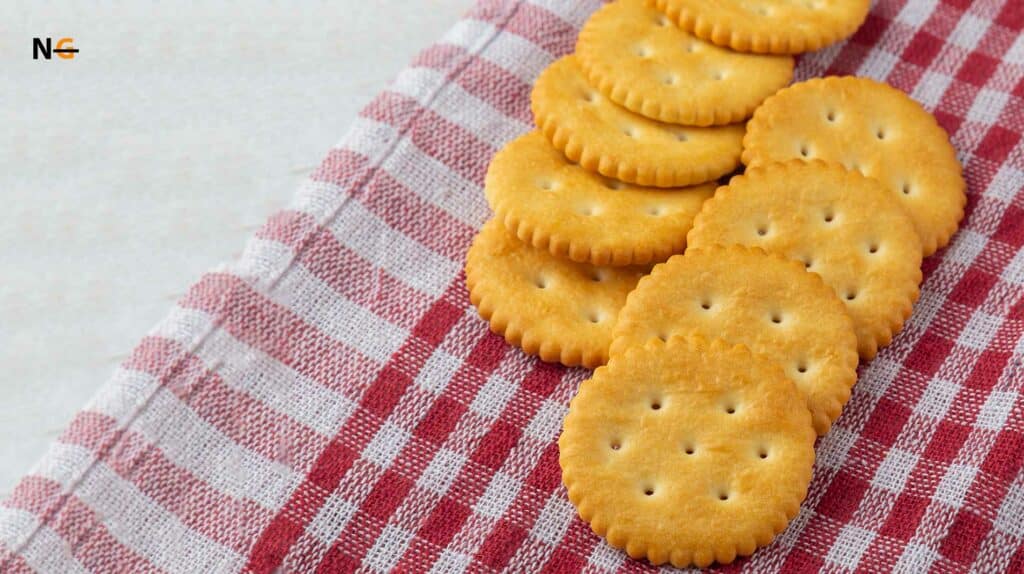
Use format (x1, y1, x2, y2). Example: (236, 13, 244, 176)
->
(33, 37, 78, 60)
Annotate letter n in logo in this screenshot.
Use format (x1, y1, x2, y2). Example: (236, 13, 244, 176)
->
(33, 37, 51, 60)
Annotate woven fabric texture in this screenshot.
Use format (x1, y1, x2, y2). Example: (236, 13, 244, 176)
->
(2, 0, 1024, 572)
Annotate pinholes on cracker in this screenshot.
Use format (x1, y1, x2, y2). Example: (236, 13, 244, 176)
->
(486, 131, 715, 266)
(611, 246, 858, 434)
(576, 0, 793, 126)
(531, 55, 744, 187)
(652, 0, 870, 54)
(560, 334, 816, 568)
(466, 219, 647, 368)
(688, 160, 922, 359)
(742, 76, 966, 256)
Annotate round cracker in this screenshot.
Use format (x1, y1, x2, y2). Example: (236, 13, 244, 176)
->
(560, 334, 816, 568)
(611, 245, 858, 434)
(742, 76, 966, 256)
(486, 131, 715, 266)
(466, 219, 647, 368)
(531, 55, 745, 188)
(688, 160, 923, 359)
(652, 0, 870, 54)
(576, 0, 794, 126)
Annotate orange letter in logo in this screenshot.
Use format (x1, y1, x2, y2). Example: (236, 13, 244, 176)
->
(56, 38, 75, 59)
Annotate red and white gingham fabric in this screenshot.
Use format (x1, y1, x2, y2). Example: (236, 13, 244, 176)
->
(2, 0, 1023, 572)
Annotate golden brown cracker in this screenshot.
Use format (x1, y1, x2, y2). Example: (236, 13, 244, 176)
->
(486, 131, 715, 266)
(577, 0, 793, 126)
(687, 160, 922, 359)
(560, 334, 816, 568)
(651, 0, 870, 54)
(742, 76, 966, 256)
(465, 219, 647, 368)
(531, 55, 744, 187)
(611, 245, 858, 434)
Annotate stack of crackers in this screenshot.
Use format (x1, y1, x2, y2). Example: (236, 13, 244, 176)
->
(465, 0, 966, 568)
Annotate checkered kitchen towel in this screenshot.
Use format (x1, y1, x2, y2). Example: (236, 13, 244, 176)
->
(2, 0, 1024, 572)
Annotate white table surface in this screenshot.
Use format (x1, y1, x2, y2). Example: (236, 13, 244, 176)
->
(0, 1, 473, 497)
